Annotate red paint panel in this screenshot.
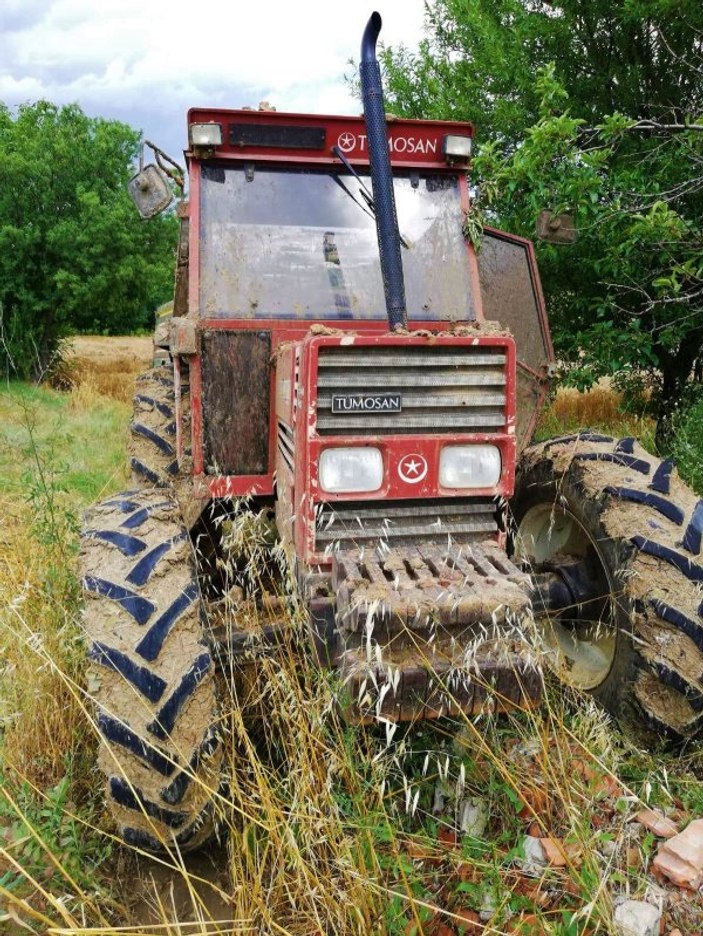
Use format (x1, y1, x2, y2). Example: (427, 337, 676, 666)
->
(188, 324, 518, 514)
(187, 108, 473, 170)
(204, 475, 273, 498)
(307, 435, 515, 500)
(293, 332, 517, 565)
(458, 174, 484, 323)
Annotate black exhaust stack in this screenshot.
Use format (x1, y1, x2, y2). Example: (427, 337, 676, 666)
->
(360, 12, 407, 331)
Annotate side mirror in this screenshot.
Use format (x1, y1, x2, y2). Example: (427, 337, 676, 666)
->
(128, 164, 173, 219)
(536, 210, 578, 245)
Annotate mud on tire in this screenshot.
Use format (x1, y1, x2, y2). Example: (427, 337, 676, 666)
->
(80, 488, 222, 851)
(129, 367, 183, 487)
(512, 433, 703, 743)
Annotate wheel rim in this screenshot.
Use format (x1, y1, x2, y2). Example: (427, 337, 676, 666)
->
(515, 503, 615, 691)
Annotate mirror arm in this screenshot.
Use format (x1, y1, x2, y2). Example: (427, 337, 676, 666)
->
(143, 139, 185, 194)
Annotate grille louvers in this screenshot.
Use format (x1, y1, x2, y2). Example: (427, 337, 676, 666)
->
(316, 346, 507, 435)
(315, 498, 500, 553)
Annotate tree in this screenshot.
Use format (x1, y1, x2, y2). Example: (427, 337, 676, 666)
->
(382, 1, 703, 442)
(384, 0, 703, 140)
(0, 101, 178, 381)
(475, 72, 703, 442)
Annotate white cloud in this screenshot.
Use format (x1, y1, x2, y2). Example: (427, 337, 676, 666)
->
(1, 0, 427, 157)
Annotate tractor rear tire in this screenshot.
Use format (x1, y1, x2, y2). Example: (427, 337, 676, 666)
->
(80, 488, 222, 852)
(512, 432, 703, 743)
(129, 366, 181, 488)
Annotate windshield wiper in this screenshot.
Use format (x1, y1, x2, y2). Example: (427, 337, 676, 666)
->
(331, 172, 377, 226)
(332, 145, 411, 249)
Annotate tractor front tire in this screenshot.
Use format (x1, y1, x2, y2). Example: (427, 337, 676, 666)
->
(129, 367, 180, 488)
(80, 488, 222, 852)
(512, 433, 703, 743)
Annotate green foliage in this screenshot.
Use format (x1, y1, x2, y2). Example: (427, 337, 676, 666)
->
(0, 101, 178, 381)
(383, 0, 703, 141)
(664, 389, 703, 495)
(382, 1, 703, 440)
(0, 771, 110, 894)
(472, 95, 703, 436)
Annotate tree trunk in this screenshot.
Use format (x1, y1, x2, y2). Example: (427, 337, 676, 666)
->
(32, 309, 57, 383)
(655, 328, 703, 452)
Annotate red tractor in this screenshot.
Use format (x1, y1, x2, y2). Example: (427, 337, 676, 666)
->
(80, 13, 703, 852)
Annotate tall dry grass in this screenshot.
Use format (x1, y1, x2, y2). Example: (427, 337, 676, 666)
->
(59, 335, 153, 403)
(537, 385, 656, 452)
(93, 508, 697, 934)
(0, 347, 142, 933)
(1, 346, 700, 934)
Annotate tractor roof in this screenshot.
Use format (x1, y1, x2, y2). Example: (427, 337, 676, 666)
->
(187, 108, 474, 170)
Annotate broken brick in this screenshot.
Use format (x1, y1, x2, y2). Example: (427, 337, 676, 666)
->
(634, 809, 679, 838)
(438, 826, 458, 848)
(426, 921, 454, 936)
(652, 819, 703, 889)
(454, 908, 481, 933)
(540, 837, 583, 868)
(517, 785, 550, 819)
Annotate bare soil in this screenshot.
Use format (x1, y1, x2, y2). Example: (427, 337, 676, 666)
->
(121, 845, 235, 929)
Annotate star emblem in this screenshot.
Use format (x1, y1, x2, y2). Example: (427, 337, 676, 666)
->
(337, 131, 357, 153)
(398, 453, 428, 484)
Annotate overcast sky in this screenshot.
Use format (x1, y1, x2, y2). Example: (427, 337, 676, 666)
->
(0, 0, 427, 161)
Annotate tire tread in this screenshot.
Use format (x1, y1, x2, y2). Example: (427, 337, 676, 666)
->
(515, 432, 703, 743)
(80, 489, 221, 851)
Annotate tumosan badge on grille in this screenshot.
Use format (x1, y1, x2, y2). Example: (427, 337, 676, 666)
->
(331, 393, 402, 414)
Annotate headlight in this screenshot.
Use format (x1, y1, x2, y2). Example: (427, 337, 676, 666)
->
(189, 123, 223, 146)
(319, 447, 383, 494)
(439, 445, 501, 489)
(442, 134, 473, 161)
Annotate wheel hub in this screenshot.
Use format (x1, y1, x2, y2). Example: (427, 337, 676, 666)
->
(516, 504, 616, 691)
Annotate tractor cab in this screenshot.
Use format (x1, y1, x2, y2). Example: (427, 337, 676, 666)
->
(172, 107, 551, 578)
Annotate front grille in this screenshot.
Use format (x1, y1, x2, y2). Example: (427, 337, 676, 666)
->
(315, 497, 500, 554)
(316, 346, 507, 435)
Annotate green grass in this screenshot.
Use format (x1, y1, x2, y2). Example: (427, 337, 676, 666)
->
(0, 382, 130, 505)
(0, 380, 130, 934)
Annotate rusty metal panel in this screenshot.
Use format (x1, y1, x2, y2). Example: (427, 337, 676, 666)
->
(478, 229, 553, 448)
(200, 330, 271, 475)
(173, 217, 189, 317)
(536, 210, 577, 245)
(515, 365, 543, 451)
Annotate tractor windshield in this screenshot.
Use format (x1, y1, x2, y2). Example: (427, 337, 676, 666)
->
(198, 164, 478, 321)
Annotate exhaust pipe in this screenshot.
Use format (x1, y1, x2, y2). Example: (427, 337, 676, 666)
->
(360, 12, 407, 331)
